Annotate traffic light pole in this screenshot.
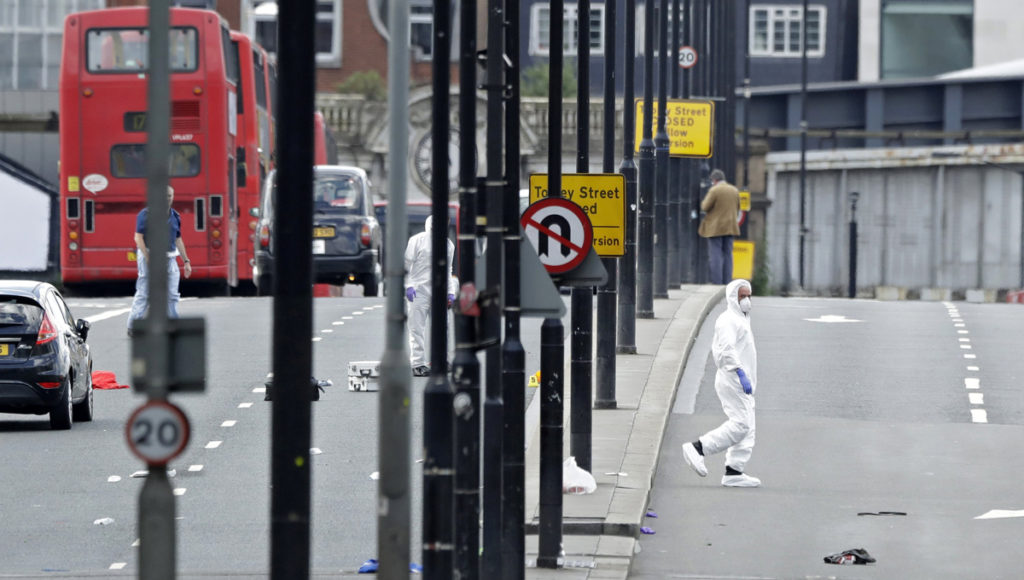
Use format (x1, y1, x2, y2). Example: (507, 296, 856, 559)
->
(595, 0, 618, 409)
(422, 0, 454, 575)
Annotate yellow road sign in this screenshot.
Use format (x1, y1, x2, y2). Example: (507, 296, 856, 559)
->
(732, 240, 755, 280)
(528, 173, 626, 257)
(634, 99, 714, 158)
(739, 190, 751, 211)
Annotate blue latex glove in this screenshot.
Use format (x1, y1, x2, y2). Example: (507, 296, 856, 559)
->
(447, 293, 455, 307)
(736, 368, 753, 395)
(405, 287, 416, 302)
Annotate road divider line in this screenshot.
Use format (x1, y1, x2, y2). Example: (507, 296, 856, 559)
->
(971, 409, 988, 423)
(238, 402, 253, 408)
(83, 307, 132, 324)
(964, 353, 977, 359)
(965, 378, 980, 389)
(173, 488, 186, 496)
(967, 365, 980, 371)
(221, 420, 237, 427)
(109, 562, 127, 570)
(969, 393, 984, 405)
(188, 465, 203, 472)
(205, 441, 222, 449)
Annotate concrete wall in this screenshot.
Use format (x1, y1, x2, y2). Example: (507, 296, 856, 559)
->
(0, 90, 59, 186)
(765, 144, 1024, 294)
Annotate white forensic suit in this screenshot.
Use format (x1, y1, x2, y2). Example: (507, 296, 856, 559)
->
(404, 215, 457, 371)
(699, 278, 758, 472)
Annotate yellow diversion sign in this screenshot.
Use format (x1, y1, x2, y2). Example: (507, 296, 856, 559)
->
(528, 173, 626, 257)
(634, 98, 715, 158)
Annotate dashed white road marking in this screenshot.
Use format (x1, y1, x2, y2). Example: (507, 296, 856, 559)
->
(342, 316, 353, 320)
(960, 344, 972, 349)
(958, 338, 970, 342)
(958, 330, 969, 334)
(353, 311, 365, 316)
(965, 378, 980, 390)
(188, 465, 203, 472)
(964, 354, 977, 359)
(238, 402, 253, 408)
(969, 393, 985, 405)
(173, 488, 186, 496)
(321, 329, 333, 333)
(312, 337, 323, 342)
(221, 420, 237, 427)
(332, 321, 345, 326)
(131, 539, 140, 547)
(205, 441, 222, 449)
(252, 387, 266, 393)
(955, 323, 965, 328)
(109, 563, 127, 570)
(83, 308, 132, 324)
(976, 509, 1024, 520)
(107, 475, 121, 483)
(967, 365, 980, 371)
(971, 409, 988, 423)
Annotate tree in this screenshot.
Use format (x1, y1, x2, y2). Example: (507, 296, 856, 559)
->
(520, 61, 578, 98)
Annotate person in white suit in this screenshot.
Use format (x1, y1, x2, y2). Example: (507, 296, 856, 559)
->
(404, 215, 457, 376)
(682, 278, 761, 487)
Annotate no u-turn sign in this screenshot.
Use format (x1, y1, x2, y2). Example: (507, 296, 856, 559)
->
(521, 197, 593, 274)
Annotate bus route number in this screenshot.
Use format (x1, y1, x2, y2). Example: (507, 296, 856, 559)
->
(126, 401, 190, 466)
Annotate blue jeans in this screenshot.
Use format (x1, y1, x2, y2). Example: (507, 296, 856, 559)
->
(127, 254, 181, 329)
(707, 236, 734, 285)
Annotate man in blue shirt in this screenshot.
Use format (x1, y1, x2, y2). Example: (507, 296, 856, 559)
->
(127, 186, 192, 337)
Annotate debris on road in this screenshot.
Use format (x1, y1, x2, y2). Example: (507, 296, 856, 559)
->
(823, 548, 876, 565)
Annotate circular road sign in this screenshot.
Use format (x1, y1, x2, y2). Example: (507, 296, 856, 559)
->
(126, 401, 191, 466)
(521, 197, 593, 274)
(678, 45, 698, 69)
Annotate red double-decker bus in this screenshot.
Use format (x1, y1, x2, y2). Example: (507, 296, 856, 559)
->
(230, 30, 276, 286)
(59, 7, 240, 288)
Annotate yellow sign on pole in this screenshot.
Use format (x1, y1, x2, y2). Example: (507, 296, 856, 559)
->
(739, 190, 751, 211)
(634, 98, 715, 158)
(527, 173, 626, 257)
(732, 240, 755, 280)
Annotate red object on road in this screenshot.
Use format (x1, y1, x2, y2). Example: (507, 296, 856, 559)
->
(92, 371, 128, 390)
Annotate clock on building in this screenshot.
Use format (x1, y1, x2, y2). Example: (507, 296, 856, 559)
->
(412, 128, 476, 198)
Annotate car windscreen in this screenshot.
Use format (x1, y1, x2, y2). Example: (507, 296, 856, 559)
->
(312, 174, 365, 214)
(0, 297, 43, 334)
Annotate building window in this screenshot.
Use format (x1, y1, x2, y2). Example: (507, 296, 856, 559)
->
(636, 2, 686, 57)
(248, 0, 341, 67)
(0, 0, 104, 90)
(749, 4, 826, 58)
(409, 0, 433, 61)
(528, 3, 606, 57)
(881, 0, 972, 79)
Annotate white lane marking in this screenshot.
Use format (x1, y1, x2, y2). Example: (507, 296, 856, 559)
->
(253, 387, 266, 393)
(960, 345, 972, 349)
(958, 330, 969, 334)
(803, 315, 863, 323)
(958, 338, 970, 342)
(131, 539, 140, 547)
(221, 420, 237, 427)
(969, 393, 985, 405)
(332, 321, 345, 326)
(107, 475, 121, 483)
(976, 509, 1024, 520)
(967, 366, 980, 371)
(188, 465, 203, 472)
(312, 337, 323, 342)
(952, 318, 964, 323)
(83, 307, 132, 324)
(173, 488, 186, 496)
(353, 311, 365, 316)
(971, 409, 988, 423)
(205, 441, 222, 449)
(965, 378, 980, 390)
(109, 563, 127, 570)
(342, 316, 354, 320)
(955, 323, 965, 328)
(321, 329, 333, 333)
(964, 354, 977, 359)
(238, 402, 253, 409)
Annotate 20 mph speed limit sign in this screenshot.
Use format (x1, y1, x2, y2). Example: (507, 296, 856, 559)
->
(521, 197, 593, 274)
(678, 45, 697, 69)
(126, 401, 191, 466)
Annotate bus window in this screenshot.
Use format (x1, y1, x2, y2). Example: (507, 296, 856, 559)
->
(87, 28, 198, 73)
(111, 144, 201, 178)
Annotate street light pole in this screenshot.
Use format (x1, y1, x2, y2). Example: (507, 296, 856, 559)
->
(654, 0, 671, 300)
(617, 0, 639, 354)
(637, 0, 656, 318)
(595, 0, 618, 408)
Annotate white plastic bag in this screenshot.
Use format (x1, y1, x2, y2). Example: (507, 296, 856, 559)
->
(562, 456, 597, 495)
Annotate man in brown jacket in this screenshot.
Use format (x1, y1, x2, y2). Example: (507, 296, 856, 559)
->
(698, 169, 741, 284)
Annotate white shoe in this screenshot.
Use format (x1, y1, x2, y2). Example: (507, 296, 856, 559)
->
(721, 473, 761, 487)
(682, 442, 707, 477)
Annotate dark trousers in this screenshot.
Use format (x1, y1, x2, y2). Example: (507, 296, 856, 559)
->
(707, 236, 734, 285)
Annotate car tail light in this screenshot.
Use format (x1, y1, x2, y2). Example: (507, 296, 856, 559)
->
(36, 314, 57, 345)
(38, 382, 61, 389)
(259, 224, 270, 249)
(360, 222, 372, 247)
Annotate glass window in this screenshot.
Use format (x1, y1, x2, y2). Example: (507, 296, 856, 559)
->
(0, 32, 13, 89)
(0, 0, 15, 28)
(529, 3, 606, 57)
(45, 32, 60, 88)
(17, 0, 41, 28)
(253, 51, 267, 109)
(17, 32, 41, 89)
(635, 3, 685, 57)
(881, 0, 972, 78)
(750, 4, 826, 58)
(111, 144, 201, 178)
(249, 0, 340, 66)
(86, 27, 198, 73)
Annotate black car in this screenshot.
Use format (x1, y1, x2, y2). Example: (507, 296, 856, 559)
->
(0, 281, 93, 430)
(253, 166, 383, 296)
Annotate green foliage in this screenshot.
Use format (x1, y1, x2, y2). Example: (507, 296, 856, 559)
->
(750, 234, 774, 296)
(520, 61, 578, 98)
(335, 70, 387, 101)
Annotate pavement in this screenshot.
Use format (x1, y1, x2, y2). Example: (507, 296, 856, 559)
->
(522, 284, 725, 579)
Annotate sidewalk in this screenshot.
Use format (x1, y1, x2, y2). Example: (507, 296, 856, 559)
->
(523, 284, 725, 579)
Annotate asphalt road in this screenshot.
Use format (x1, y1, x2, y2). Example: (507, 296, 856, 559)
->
(632, 297, 1024, 579)
(0, 293, 564, 578)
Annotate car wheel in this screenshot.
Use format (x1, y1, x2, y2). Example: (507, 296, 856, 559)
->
(50, 377, 73, 430)
(72, 367, 94, 422)
(362, 273, 380, 297)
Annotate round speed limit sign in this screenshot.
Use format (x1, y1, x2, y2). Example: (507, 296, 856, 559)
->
(678, 45, 698, 69)
(126, 401, 191, 466)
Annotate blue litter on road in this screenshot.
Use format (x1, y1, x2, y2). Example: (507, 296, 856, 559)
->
(357, 558, 424, 574)
(640, 526, 655, 535)
(646, 510, 658, 518)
